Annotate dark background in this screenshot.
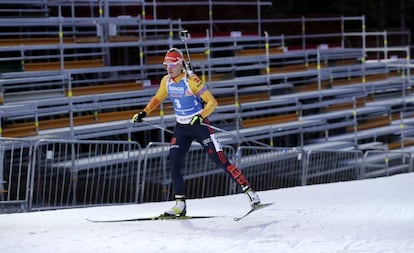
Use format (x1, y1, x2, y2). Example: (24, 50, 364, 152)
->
(266, 0, 413, 33)
(151, 0, 413, 45)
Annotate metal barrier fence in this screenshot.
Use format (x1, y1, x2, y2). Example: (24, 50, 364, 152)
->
(1, 137, 413, 213)
(303, 150, 363, 185)
(29, 139, 141, 211)
(360, 150, 413, 179)
(0, 138, 33, 212)
(235, 147, 304, 190)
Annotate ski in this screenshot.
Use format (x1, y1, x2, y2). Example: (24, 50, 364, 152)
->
(87, 215, 217, 223)
(234, 202, 274, 221)
(87, 203, 274, 223)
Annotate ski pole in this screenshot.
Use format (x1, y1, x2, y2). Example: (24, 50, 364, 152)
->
(142, 120, 174, 134)
(200, 122, 272, 148)
(140, 121, 271, 147)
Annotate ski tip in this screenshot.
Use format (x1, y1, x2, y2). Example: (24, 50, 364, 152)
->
(86, 218, 101, 223)
(233, 202, 275, 222)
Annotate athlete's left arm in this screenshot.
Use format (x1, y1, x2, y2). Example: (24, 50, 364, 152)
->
(189, 74, 218, 118)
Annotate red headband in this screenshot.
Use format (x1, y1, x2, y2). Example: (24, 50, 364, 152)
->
(164, 50, 183, 63)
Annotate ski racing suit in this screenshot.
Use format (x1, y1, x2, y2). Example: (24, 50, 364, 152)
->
(142, 70, 250, 195)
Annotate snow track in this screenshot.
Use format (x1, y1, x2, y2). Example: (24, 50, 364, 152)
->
(1, 173, 413, 253)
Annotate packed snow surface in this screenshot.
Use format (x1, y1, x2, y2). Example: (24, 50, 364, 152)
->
(1, 173, 413, 253)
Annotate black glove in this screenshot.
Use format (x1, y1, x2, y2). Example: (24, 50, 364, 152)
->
(131, 111, 147, 123)
(190, 114, 203, 125)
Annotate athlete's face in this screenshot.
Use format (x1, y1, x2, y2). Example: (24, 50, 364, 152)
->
(164, 61, 183, 78)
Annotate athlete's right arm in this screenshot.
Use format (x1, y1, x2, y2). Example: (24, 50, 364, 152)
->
(143, 76, 168, 115)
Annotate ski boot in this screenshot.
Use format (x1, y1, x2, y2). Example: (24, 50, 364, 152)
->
(163, 195, 187, 217)
(243, 186, 261, 207)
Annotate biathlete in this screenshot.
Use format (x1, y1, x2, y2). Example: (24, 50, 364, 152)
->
(132, 48, 260, 216)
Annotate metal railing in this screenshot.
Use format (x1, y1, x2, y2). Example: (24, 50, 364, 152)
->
(1, 137, 413, 213)
(235, 146, 304, 190)
(29, 139, 141, 211)
(0, 138, 33, 212)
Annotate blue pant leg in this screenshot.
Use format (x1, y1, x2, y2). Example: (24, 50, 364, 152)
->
(169, 124, 193, 195)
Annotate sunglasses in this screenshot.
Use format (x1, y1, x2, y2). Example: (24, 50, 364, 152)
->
(163, 59, 183, 68)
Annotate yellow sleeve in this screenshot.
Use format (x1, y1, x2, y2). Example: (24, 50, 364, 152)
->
(144, 76, 168, 115)
(189, 74, 218, 118)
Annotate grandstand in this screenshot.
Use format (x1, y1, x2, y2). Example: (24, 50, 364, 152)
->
(1, 0, 414, 212)
(0, 1, 411, 149)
